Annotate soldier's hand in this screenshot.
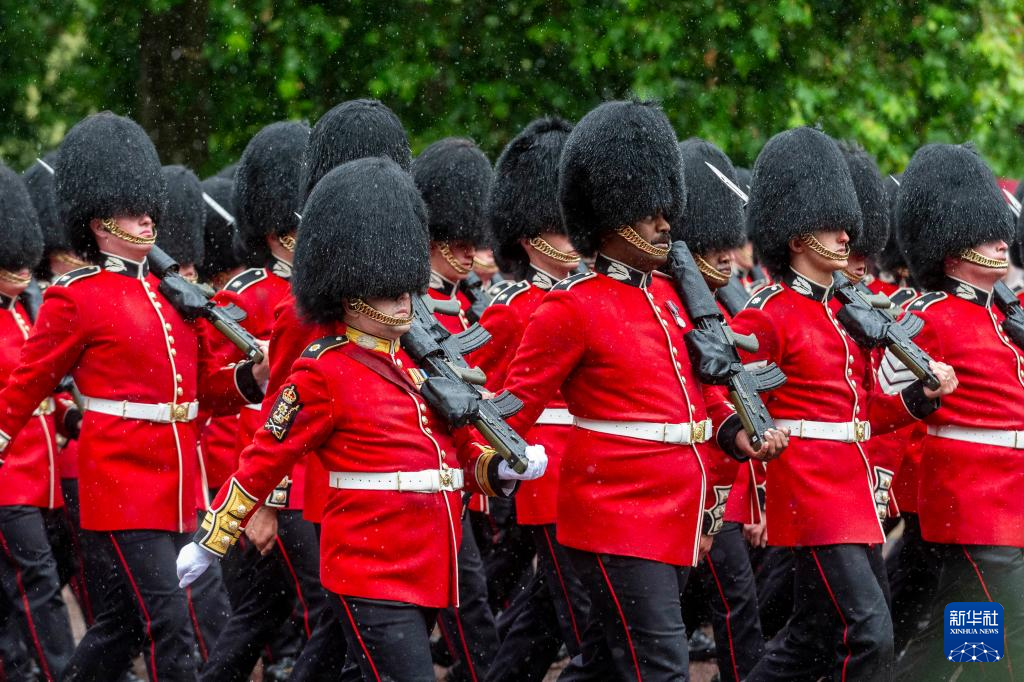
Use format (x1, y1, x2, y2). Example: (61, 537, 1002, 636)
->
(176, 542, 217, 588)
(244, 506, 279, 556)
(698, 534, 714, 562)
(735, 427, 789, 461)
(743, 519, 768, 548)
(251, 340, 270, 386)
(922, 360, 958, 399)
(498, 444, 548, 481)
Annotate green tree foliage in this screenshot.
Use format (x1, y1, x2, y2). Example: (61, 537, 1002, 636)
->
(2, 0, 1022, 177)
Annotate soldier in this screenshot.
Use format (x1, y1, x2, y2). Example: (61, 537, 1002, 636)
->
(411, 136, 507, 681)
(472, 116, 590, 681)
(891, 143, 1023, 681)
(674, 137, 766, 682)
(499, 100, 786, 681)
(158, 165, 207, 283)
(0, 112, 269, 681)
(728, 127, 957, 681)
(199, 120, 329, 682)
(176, 156, 546, 681)
(196, 175, 245, 290)
(0, 162, 75, 681)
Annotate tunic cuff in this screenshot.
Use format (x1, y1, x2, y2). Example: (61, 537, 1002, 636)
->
(715, 414, 749, 462)
(233, 361, 265, 404)
(264, 477, 290, 509)
(195, 478, 259, 557)
(900, 381, 939, 420)
(474, 445, 517, 498)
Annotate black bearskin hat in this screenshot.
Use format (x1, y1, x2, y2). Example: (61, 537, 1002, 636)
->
(734, 166, 753, 194)
(158, 165, 205, 266)
(895, 143, 1014, 291)
(0, 164, 45, 273)
(877, 173, 906, 274)
(673, 138, 747, 255)
(299, 99, 411, 207)
(23, 153, 72, 277)
(559, 100, 685, 257)
(198, 176, 243, 281)
(412, 137, 494, 246)
(747, 127, 862, 277)
(293, 157, 430, 324)
(233, 121, 310, 266)
(837, 141, 889, 259)
(56, 112, 166, 262)
(215, 163, 237, 180)
(489, 117, 573, 278)
(1013, 181, 1024, 268)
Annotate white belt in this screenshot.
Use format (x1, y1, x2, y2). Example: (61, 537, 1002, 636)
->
(536, 408, 573, 426)
(774, 419, 870, 443)
(328, 468, 464, 493)
(573, 417, 712, 445)
(80, 395, 199, 423)
(927, 425, 1024, 450)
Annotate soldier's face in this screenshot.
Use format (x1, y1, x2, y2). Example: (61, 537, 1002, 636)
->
(525, 231, 581, 279)
(349, 293, 413, 340)
(90, 215, 156, 261)
(952, 240, 1009, 288)
(808, 229, 849, 271)
(846, 253, 867, 280)
(702, 248, 735, 287)
(733, 242, 754, 270)
(430, 241, 476, 281)
(0, 268, 31, 298)
(611, 212, 670, 271)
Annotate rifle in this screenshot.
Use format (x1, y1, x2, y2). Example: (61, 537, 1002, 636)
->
(831, 272, 940, 390)
(147, 246, 265, 364)
(459, 272, 492, 325)
(992, 281, 1024, 351)
(667, 241, 786, 450)
(403, 294, 530, 473)
(716, 275, 751, 317)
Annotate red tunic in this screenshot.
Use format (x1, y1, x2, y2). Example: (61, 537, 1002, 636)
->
(503, 255, 741, 567)
(0, 255, 260, 532)
(0, 297, 61, 509)
(730, 270, 931, 546)
(476, 267, 569, 526)
(206, 326, 506, 607)
(908, 281, 1024, 547)
(427, 272, 471, 335)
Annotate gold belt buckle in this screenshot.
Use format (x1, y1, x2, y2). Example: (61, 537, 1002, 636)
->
(171, 403, 189, 422)
(854, 420, 867, 443)
(691, 420, 707, 443)
(439, 466, 454, 490)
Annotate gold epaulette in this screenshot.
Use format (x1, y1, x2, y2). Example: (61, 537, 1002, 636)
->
(194, 478, 259, 557)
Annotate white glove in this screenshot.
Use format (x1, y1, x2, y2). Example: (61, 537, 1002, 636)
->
(498, 444, 548, 481)
(176, 542, 217, 589)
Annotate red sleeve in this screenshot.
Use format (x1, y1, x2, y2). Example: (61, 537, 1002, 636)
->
(0, 290, 84, 452)
(729, 308, 783, 367)
(194, 318, 264, 415)
(475, 304, 524, 392)
(504, 293, 587, 435)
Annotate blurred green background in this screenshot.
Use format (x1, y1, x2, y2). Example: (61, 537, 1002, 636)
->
(2, 0, 1022, 177)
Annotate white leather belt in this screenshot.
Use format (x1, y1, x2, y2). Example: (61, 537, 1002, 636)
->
(32, 398, 55, 416)
(80, 395, 199, 423)
(775, 419, 870, 443)
(927, 425, 1024, 450)
(536, 408, 573, 426)
(328, 468, 464, 493)
(573, 417, 712, 445)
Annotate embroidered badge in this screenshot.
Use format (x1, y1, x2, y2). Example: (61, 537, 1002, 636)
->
(531, 270, 555, 290)
(955, 282, 978, 302)
(265, 384, 303, 442)
(103, 256, 127, 273)
(605, 262, 630, 281)
(790, 275, 813, 297)
(429, 271, 445, 290)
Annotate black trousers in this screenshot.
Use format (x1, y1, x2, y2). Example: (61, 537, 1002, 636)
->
(438, 513, 499, 681)
(747, 544, 893, 682)
(202, 510, 333, 681)
(0, 506, 74, 681)
(58, 480, 100, 625)
(486, 525, 591, 682)
(885, 513, 942, 655)
(65, 530, 200, 681)
(896, 544, 1024, 682)
(335, 595, 438, 682)
(698, 522, 765, 682)
(754, 545, 796, 640)
(560, 549, 692, 682)
(470, 501, 536, 613)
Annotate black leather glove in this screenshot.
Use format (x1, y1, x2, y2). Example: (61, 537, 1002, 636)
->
(836, 301, 889, 349)
(420, 377, 481, 428)
(684, 328, 740, 384)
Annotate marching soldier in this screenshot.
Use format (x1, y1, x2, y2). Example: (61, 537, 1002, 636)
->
(158, 165, 207, 283)
(674, 137, 765, 682)
(728, 127, 957, 681)
(891, 143, 1023, 681)
(502, 100, 786, 681)
(176, 156, 546, 681)
(411, 136, 506, 681)
(196, 175, 245, 290)
(0, 162, 75, 681)
(0, 112, 269, 681)
(473, 116, 591, 681)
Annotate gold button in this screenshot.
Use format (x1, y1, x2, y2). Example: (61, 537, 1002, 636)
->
(171, 349, 177, 356)
(219, 536, 230, 545)
(176, 387, 184, 396)
(168, 336, 175, 345)
(847, 368, 853, 376)
(148, 292, 157, 300)
(165, 323, 172, 331)
(175, 373, 182, 382)
(396, 359, 403, 368)
(421, 416, 429, 424)
(425, 428, 433, 435)
(228, 521, 239, 531)
(881, 492, 890, 503)
(155, 302, 162, 309)
(236, 505, 246, 514)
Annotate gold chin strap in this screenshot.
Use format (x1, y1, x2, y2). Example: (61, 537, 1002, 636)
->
(101, 218, 157, 245)
(528, 236, 581, 264)
(349, 298, 413, 326)
(695, 254, 730, 285)
(472, 257, 499, 274)
(615, 226, 670, 257)
(960, 248, 1008, 269)
(800, 234, 848, 261)
(0, 269, 31, 286)
(278, 234, 296, 253)
(55, 252, 89, 268)
(841, 268, 864, 284)
(438, 242, 471, 275)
